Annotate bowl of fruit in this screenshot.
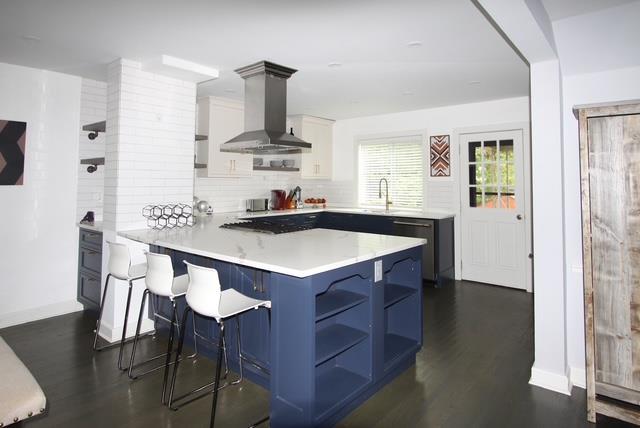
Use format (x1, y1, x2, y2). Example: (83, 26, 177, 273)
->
(304, 197, 327, 208)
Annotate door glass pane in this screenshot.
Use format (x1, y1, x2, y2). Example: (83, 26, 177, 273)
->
(469, 142, 482, 162)
(469, 186, 483, 207)
(483, 141, 497, 162)
(469, 164, 478, 185)
(502, 187, 516, 209)
(500, 162, 515, 186)
(500, 140, 514, 162)
(484, 186, 499, 208)
(483, 162, 497, 185)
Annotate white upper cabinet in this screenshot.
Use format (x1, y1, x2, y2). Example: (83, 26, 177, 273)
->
(195, 97, 253, 177)
(289, 115, 334, 180)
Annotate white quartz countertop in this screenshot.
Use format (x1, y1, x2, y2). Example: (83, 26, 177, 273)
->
(119, 214, 426, 278)
(238, 207, 455, 220)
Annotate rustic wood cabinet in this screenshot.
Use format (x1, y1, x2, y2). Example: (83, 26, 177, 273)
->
(577, 100, 640, 424)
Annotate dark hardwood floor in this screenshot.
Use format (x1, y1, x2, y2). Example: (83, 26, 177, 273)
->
(0, 281, 632, 427)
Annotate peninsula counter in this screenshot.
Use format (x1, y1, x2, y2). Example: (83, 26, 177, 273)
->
(120, 215, 425, 427)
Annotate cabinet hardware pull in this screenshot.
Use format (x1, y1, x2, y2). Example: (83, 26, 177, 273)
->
(393, 221, 432, 228)
(87, 250, 98, 255)
(86, 233, 98, 238)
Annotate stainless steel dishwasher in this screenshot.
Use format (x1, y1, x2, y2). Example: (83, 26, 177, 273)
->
(392, 218, 435, 281)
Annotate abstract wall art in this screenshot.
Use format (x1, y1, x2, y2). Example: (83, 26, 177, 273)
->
(0, 120, 26, 185)
(430, 134, 450, 177)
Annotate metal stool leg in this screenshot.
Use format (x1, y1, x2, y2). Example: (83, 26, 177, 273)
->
(117, 279, 135, 370)
(92, 274, 111, 351)
(210, 321, 225, 428)
(127, 289, 149, 379)
(168, 306, 191, 409)
(162, 301, 179, 404)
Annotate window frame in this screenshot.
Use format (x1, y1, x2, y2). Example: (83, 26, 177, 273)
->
(355, 130, 427, 211)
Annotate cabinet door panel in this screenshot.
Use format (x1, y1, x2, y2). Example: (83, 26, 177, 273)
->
(589, 114, 640, 396)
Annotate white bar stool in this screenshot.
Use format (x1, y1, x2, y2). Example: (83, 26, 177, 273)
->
(127, 251, 204, 403)
(168, 261, 271, 428)
(92, 242, 147, 371)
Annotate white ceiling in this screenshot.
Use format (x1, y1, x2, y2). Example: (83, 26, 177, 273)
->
(0, 0, 531, 119)
(540, 0, 638, 21)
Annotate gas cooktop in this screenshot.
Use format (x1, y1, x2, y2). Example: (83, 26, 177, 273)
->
(220, 220, 313, 234)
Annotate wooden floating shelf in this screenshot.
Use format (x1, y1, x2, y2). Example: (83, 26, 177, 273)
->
(82, 121, 106, 133)
(195, 134, 208, 141)
(194, 163, 207, 169)
(80, 157, 105, 166)
(253, 166, 300, 172)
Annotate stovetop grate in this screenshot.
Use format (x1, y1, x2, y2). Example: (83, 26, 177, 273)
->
(220, 220, 313, 234)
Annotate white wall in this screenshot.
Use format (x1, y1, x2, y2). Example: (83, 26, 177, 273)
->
(77, 78, 107, 221)
(0, 62, 83, 328)
(561, 65, 640, 388)
(333, 96, 531, 278)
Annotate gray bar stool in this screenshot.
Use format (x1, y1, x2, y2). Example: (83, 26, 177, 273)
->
(168, 261, 271, 428)
(92, 241, 147, 371)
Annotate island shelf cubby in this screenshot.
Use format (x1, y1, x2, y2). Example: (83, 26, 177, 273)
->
(383, 257, 422, 370)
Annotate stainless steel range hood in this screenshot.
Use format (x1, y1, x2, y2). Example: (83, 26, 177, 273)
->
(220, 61, 311, 154)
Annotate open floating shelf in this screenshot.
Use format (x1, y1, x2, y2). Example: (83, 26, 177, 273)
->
(315, 366, 369, 422)
(315, 324, 368, 366)
(316, 290, 368, 322)
(82, 121, 106, 133)
(384, 283, 416, 308)
(80, 157, 105, 166)
(253, 166, 300, 172)
(195, 134, 208, 141)
(384, 333, 417, 368)
(194, 163, 207, 169)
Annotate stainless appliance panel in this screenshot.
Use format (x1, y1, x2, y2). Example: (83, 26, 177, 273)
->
(392, 219, 435, 281)
(246, 198, 269, 212)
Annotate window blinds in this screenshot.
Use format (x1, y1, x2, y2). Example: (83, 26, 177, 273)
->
(358, 135, 423, 209)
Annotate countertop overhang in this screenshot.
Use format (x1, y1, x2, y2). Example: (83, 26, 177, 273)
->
(119, 214, 426, 278)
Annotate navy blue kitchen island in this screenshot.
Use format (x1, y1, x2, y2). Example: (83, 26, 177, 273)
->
(124, 215, 425, 427)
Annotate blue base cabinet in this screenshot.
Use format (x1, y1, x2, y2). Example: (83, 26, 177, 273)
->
(152, 245, 423, 427)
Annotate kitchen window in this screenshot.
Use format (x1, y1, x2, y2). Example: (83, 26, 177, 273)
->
(357, 134, 424, 209)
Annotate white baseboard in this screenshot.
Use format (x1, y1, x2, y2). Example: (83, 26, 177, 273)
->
(529, 366, 572, 396)
(570, 366, 586, 389)
(97, 317, 155, 343)
(0, 300, 84, 329)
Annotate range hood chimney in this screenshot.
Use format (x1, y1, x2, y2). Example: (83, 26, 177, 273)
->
(220, 61, 311, 154)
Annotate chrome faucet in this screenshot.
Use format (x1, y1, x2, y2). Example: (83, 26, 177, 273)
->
(378, 178, 392, 212)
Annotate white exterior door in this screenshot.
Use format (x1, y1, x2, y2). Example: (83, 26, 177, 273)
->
(460, 130, 527, 289)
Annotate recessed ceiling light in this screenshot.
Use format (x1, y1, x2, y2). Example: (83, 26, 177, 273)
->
(468, 80, 481, 85)
(402, 91, 413, 96)
(407, 41, 422, 48)
(21, 35, 41, 42)
(328, 62, 342, 68)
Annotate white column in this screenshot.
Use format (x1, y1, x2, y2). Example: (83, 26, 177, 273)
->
(98, 58, 196, 342)
(528, 59, 569, 393)
(475, 0, 570, 394)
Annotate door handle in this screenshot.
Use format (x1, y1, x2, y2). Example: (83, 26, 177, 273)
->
(393, 221, 432, 228)
(516, 214, 523, 220)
